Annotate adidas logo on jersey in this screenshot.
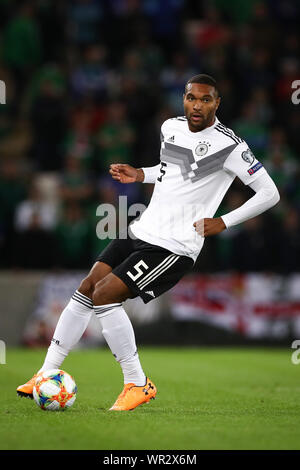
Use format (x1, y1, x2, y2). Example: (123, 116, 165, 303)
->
(167, 135, 175, 142)
(145, 290, 155, 298)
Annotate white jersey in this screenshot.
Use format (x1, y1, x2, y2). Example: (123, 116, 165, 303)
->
(130, 116, 267, 262)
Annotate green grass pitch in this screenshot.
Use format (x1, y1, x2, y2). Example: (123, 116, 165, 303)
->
(1, 346, 300, 450)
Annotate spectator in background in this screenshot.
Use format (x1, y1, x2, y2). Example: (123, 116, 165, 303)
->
(14, 180, 58, 232)
(0, 159, 26, 267)
(55, 202, 91, 269)
(160, 51, 196, 114)
(250, 2, 278, 50)
(213, 0, 259, 25)
(142, 0, 184, 50)
(119, 49, 147, 87)
(25, 63, 66, 109)
(120, 77, 155, 125)
(215, 78, 237, 123)
(264, 151, 296, 193)
(67, 0, 105, 45)
(193, 4, 232, 53)
(70, 44, 110, 102)
(232, 101, 268, 154)
(0, 159, 27, 225)
(63, 100, 106, 171)
(137, 105, 173, 168)
(12, 212, 56, 269)
(107, 0, 149, 56)
(12, 176, 59, 269)
(280, 32, 299, 63)
(275, 57, 300, 105)
(234, 25, 253, 72)
(203, 46, 229, 82)
(30, 77, 67, 171)
(1, 1, 42, 105)
(36, 1, 65, 62)
(93, 101, 136, 171)
(59, 155, 93, 207)
(263, 128, 297, 191)
(239, 48, 274, 96)
(119, 78, 158, 161)
(249, 87, 273, 125)
(134, 33, 165, 79)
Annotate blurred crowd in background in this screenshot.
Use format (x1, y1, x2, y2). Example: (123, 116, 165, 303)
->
(0, 0, 299, 273)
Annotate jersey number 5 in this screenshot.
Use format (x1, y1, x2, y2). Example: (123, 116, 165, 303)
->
(157, 162, 167, 182)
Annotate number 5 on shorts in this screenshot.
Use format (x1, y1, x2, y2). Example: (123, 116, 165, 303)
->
(127, 260, 149, 281)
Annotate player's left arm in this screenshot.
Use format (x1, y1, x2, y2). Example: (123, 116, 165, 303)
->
(194, 143, 280, 237)
(219, 172, 280, 230)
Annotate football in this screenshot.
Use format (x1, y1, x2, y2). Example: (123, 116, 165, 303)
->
(33, 369, 77, 411)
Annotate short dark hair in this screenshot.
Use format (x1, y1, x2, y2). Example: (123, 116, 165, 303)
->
(185, 74, 219, 96)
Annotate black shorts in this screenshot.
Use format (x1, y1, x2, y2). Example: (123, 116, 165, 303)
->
(96, 237, 193, 304)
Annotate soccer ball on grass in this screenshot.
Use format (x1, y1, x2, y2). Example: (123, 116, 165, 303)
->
(33, 369, 77, 411)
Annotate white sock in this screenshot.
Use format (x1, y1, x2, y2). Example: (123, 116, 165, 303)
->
(95, 303, 146, 386)
(39, 290, 93, 372)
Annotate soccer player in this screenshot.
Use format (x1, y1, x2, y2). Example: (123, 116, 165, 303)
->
(17, 74, 280, 410)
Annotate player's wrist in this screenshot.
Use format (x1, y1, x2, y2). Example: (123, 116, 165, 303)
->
(218, 217, 227, 230)
(136, 168, 145, 183)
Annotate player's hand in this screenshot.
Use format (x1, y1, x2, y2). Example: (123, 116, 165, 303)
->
(109, 164, 144, 183)
(193, 217, 226, 237)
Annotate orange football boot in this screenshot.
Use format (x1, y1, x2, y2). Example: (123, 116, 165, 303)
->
(17, 373, 40, 399)
(109, 377, 157, 411)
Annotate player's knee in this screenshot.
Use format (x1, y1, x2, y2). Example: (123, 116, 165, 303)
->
(78, 276, 95, 299)
(92, 278, 126, 306)
(92, 279, 108, 306)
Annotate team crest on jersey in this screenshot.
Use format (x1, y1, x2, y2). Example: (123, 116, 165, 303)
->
(242, 148, 255, 166)
(195, 141, 210, 157)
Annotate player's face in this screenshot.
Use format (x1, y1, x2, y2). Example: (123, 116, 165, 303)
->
(183, 83, 220, 132)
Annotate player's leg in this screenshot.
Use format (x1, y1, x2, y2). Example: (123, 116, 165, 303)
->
(17, 238, 135, 398)
(93, 273, 146, 385)
(97, 241, 193, 410)
(39, 262, 112, 372)
(92, 272, 156, 411)
(16, 261, 112, 398)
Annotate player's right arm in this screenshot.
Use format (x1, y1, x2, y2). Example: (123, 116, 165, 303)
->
(109, 163, 160, 184)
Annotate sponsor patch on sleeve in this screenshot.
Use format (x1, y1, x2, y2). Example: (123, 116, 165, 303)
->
(248, 162, 263, 175)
